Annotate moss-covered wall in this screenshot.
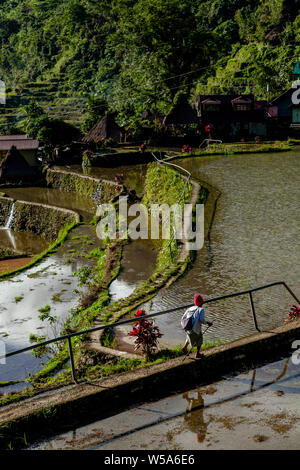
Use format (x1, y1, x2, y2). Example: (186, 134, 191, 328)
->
(46, 169, 117, 203)
(0, 196, 14, 226)
(11, 201, 79, 241)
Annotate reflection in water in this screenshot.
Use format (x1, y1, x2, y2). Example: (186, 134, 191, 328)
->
(182, 391, 208, 443)
(0, 228, 48, 254)
(109, 239, 157, 302)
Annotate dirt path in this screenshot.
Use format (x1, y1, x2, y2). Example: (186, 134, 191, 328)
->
(0, 257, 32, 274)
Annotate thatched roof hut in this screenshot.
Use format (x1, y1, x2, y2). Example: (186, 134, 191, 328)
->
(0, 145, 37, 181)
(163, 99, 199, 126)
(82, 114, 123, 144)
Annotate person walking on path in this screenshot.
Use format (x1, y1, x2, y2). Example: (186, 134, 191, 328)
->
(181, 294, 213, 358)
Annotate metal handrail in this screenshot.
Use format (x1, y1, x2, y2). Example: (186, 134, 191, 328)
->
(199, 138, 223, 148)
(151, 152, 192, 259)
(1, 281, 299, 384)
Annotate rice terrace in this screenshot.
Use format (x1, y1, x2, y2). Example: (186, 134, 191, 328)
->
(0, 0, 299, 453)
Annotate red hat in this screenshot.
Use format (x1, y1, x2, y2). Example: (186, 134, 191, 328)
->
(194, 294, 204, 306)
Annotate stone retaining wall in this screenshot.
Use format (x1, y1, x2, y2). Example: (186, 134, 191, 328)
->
(46, 168, 117, 203)
(0, 195, 79, 241)
(11, 200, 80, 241)
(0, 196, 14, 226)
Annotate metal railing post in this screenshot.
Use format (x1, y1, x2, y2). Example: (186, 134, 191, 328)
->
(283, 282, 300, 305)
(68, 337, 79, 384)
(249, 291, 260, 332)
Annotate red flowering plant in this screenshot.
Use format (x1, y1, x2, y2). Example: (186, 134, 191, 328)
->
(284, 305, 300, 322)
(182, 144, 192, 154)
(128, 309, 163, 361)
(82, 149, 93, 166)
(114, 173, 124, 192)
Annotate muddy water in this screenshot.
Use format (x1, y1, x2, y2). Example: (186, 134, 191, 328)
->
(116, 150, 300, 349)
(0, 228, 48, 254)
(0, 257, 32, 274)
(29, 355, 300, 450)
(109, 239, 157, 302)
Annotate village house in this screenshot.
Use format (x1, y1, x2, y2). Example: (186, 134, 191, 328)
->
(82, 113, 123, 146)
(0, 135, 40, 167)
(160, 60, 300, 142)
(0, 145, 38, 182)
(266, 59, 300, 138)
(195, 94, 267, 141)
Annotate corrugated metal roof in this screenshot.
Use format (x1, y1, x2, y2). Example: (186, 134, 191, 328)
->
(0, 135, 28, 140)
(0, 139, 39, 150)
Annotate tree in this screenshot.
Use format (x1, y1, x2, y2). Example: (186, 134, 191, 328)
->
(82, 95, 108, 133)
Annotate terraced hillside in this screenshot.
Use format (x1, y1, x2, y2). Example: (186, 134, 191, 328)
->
(1, 75, 87, 132)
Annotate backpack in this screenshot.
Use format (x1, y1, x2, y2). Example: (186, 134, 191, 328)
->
(181, 308, 195, 332)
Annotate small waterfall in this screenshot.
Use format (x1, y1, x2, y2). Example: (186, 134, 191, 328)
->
(93, 182, 102, 205)
(5, 202, 16, 229)
(6, 228, 17, 251)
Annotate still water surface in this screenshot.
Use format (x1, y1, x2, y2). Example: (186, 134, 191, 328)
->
(117, 150, 300, 348)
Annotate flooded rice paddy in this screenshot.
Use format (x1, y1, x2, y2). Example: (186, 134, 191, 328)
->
(113, 150, 300, 349)
(0, 149, 299, 388)
(0, 185, 158, 388)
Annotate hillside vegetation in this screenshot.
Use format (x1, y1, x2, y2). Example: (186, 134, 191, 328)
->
(0, 0, 299, 131)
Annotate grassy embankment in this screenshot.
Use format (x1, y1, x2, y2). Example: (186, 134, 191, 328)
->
(165, 139, 297, 159)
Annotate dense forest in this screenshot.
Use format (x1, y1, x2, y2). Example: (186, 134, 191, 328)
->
(0, 0, 299, 132)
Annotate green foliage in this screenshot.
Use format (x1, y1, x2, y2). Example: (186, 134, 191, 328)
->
(81, 95, 108, 133)
(0, 0, 299, 123)
(18, 101, 79, 148)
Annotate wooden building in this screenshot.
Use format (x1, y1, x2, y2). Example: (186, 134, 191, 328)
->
(163, 99, 198, 127)
(0, 135, 39, 167)
(196, 94, 267, 140)
(0, 145, 38, 182)
(82, 114, 123, 145)
(266, 59, 300, 137)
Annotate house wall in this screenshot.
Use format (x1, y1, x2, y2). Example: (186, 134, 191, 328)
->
(0, 149, 39, 167)
(21, 149, 39, 167)
(292, 107, 300, 123)
(275, 94, 291, 118)
(249, 122, 267, 136)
